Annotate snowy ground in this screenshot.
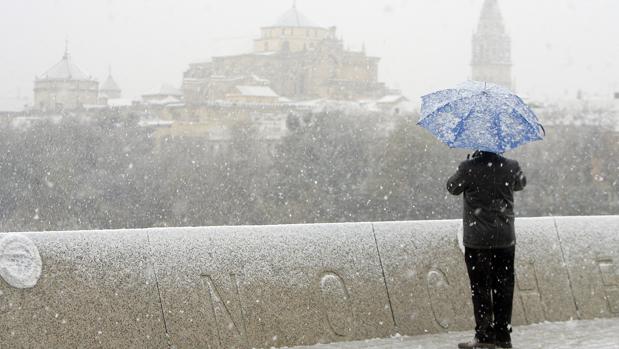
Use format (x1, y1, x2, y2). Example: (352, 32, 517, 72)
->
(288, 318, 619, 349)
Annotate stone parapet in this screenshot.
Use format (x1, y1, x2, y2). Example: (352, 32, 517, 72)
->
(0, 216, 617, 348)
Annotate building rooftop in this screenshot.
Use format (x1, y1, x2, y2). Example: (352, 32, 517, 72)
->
(159, 84, 182, 96)
(37, 51, 93, 81)
(235, 85, 279, 97)
(377, 95, 408, 104)
(144, 83, 182, 97)
(100, 74, 121, 92)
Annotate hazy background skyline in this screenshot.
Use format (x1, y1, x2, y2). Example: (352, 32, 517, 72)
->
(1, 0, 618, 103)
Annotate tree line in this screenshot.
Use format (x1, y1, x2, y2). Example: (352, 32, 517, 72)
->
(0, 109, 617, 232)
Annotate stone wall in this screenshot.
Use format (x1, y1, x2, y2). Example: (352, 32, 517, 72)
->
(183, 39, 384, 103)
(254, 27, 333, 53)
(0, 216, 617, 348)
(33, 79, 99, 111)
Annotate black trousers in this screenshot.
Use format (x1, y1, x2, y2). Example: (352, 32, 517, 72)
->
(464, 246, 515, 342)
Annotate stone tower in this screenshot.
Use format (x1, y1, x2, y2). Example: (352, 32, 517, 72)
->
(471, 0, 513, 90)
(99, 66, 122, 103)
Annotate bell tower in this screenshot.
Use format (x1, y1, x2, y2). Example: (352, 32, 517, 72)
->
(471, 0, 513, 90)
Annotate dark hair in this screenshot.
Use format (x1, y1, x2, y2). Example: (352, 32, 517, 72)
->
(472, 150, 499, 158)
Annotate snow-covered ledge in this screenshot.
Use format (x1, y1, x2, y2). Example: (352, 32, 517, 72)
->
(0, 216, 617, 348)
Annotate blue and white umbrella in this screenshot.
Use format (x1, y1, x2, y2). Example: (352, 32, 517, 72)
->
(418, 81, 544, 153)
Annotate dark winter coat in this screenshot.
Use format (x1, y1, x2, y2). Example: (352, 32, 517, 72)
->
(447, 151, 526, 249)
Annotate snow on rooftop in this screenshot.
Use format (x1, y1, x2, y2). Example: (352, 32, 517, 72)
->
(254, 51, 277, 56)
(377, 95, 409, 104)
(83, 104, 107, 110)
(10, 115, 63, 130)
(143, 84, 182, 97)
(158, 84, 182, 96)
(251, 74, 270, 83)
(211, 75, 245, 82)
(146, 96, 182, 105)
(235, 85, 279, 97)
(289, 99, 379, 115)
(138, 119, 174, 127)
(107, 98, 133, 107)
(38, 54, 93, 81)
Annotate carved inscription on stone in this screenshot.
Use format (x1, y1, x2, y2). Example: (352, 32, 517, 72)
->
(319, 272, 353, 337)
(516, 261, 545, 324)
(201, 274, 248, 349)
(0, 234, 42, 289)
(597, 257, 619, 314)
(426, 269, 455, 329)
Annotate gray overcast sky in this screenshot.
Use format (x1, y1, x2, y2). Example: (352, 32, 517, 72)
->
(1, 0, 618, 102)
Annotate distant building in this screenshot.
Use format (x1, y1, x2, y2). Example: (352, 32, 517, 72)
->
(226, 85, 281, 104)
(376, 95, 411, 115)
(471, 0, 513, 90)
(149, 3, 407, 145)
(142, 84, 183, 105)
(99, 67, 122, 104)
(34, 45, 99, 111)
(182, 4, 388, 103)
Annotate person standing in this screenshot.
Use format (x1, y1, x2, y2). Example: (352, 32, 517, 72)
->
(447, 150, 526, 349)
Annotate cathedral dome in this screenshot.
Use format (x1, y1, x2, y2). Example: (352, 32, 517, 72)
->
(38, 52, 93, 81)
(33, 44, 99, 110)
(272, 6, 319, 28)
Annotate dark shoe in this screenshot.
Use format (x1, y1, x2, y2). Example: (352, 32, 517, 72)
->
(458, 338, 496, 349)
(495, 331, 511, 348)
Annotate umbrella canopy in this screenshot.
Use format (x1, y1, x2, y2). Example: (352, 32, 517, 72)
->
(418, 81, 544, 153)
